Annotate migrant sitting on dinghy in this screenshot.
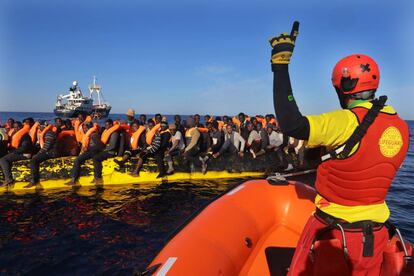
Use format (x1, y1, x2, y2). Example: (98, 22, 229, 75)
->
(0, 111, 314, 193)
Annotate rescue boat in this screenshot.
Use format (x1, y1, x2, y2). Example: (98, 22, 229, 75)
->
(0, 153, 283, 195)
(144, 179, 413, 275)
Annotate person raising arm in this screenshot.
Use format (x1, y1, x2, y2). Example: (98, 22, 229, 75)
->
(269, 22, 409, 275)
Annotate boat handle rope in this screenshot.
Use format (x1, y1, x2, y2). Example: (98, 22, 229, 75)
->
(266, 169, 316, 184)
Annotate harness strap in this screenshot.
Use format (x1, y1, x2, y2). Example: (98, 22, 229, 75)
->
(312, 209, 384, 259)
(321, 95, 387, 161)
(362, 223, 374, 257)
(315, 209, 384, 229)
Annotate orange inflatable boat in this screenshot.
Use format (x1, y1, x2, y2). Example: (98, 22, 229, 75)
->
(143, 179, 413, 276)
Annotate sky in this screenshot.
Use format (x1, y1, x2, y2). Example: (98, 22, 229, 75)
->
(0, 0, 413, 118)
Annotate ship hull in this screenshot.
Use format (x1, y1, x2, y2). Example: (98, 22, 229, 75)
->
(53, 107, 111, 118)
(53, 109, 77, 118)
(91, 106, 111, 118)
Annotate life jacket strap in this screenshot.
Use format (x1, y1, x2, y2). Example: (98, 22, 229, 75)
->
(321, 95, 387, 161)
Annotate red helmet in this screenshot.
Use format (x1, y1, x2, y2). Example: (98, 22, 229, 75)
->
(332, 54, 380, 95)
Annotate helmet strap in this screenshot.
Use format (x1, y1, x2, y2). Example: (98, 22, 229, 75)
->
(335, 87, 348, 109)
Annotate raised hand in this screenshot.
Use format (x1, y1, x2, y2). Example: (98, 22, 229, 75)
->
(269, 21, 299, 65)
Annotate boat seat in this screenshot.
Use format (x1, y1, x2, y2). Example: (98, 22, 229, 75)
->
(240, 223, 302, 275)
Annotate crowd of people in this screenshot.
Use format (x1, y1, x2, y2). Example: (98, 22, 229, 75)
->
(0, 109, 306, 187)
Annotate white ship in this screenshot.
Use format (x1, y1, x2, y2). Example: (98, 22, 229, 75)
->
(54, 76, 111, 118)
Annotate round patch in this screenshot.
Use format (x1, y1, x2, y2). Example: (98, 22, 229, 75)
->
(378, 127, 403, 158)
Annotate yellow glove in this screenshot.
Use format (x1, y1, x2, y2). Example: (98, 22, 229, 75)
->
(269, 21, 299, 65)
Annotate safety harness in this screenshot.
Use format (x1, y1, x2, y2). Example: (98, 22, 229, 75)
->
(321, 95, 387, 162)
(310, 209, 412, 266)
(310, 209, 383, 260)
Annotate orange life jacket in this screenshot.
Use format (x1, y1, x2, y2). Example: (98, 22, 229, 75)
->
(197, 127, 209, 133)
(39, 125, 54, 148)
(56, 130, 78, 156)
(7, 128, 15, 138)
(316, 107, 409, 206)
(3, 123, 11, 131)
(146, 123, 161, 145)
(232, 117, 250, 128)
(232, 117, 241, 127)
(10, 124, 30, 149)
(217, 120, 224, 130)
(119, 124, 131, 134)
(81, 124, 98, 150)
(130, 126, 146, 150)
(101, 124, 121, 144)
(52, 125, 65, 133)
(57, 130, 76, 141)
(29, 122, 40, 144)
(74, 119, 84, 142)
(256, 117, 267, 128)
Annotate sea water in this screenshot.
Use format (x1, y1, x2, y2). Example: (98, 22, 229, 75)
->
(0, 112, 413, 274)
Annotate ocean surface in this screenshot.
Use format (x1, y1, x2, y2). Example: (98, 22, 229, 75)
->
(0, 112, 413, 275)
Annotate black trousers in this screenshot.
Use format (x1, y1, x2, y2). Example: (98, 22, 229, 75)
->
(71, 151, 95, 180)
(165, 148, 181, 162)
(0, 152, 28, 181)
(30, 151, 57, 183)
(154, 151, 166, 175)
(218, 140, 238, 155)
(140, 151, 166, 175)
(184, 146, 202, 167)
(92, 151, 115, 178)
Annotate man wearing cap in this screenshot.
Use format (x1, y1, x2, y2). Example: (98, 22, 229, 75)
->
(126, 108, 136, 126)
(25, 120, 58, 188)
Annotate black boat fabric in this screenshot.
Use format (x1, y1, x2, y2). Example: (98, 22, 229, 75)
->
(265, 246, 296, 276)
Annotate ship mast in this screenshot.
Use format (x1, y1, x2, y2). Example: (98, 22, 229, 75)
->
(88, 75, 104, 106)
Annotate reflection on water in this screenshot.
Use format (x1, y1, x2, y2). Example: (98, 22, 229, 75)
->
(0, 163, 413, 274)
(0, 180, 239, 274)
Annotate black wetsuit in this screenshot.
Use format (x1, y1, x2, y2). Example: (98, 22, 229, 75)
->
(273, 64, 309, 140)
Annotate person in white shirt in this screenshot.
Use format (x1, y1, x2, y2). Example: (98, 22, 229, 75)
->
(165, 124, 185, 174)
(266, 125, 288, 168)
(267, 125, 284, 150)
(246, 122, 265, 158)
(213, 125, 245, 158)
